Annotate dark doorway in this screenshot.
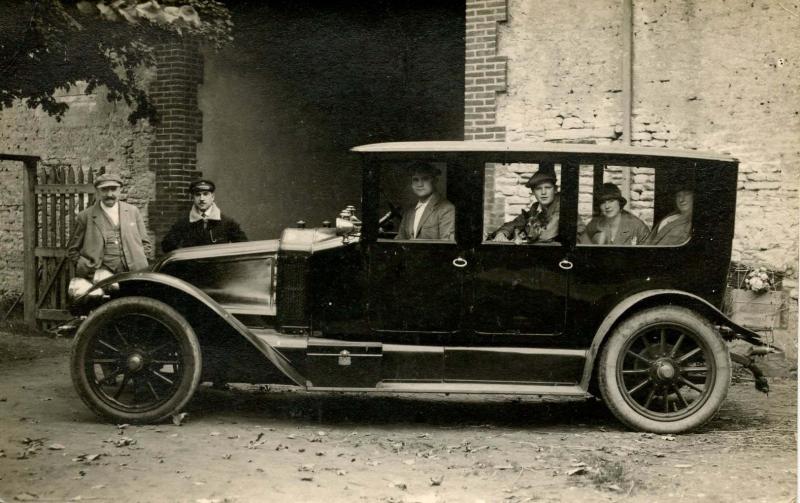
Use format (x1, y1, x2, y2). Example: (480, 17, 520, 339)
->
(199, 1, 465, 240)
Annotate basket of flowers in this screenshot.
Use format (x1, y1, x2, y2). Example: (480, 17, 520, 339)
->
(727, 264, 784, 330)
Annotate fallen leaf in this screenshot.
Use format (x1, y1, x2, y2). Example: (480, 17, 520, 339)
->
(14, 493, 38, 501)
(567, 467, 586, 476)
(300, 475, 313, 482)
(48, 443, 66, 450)
(222, 453, 232, 460)
(209, 431, 220, 436)
(172, 412, 188, 426)
(317, 431, 327, 436)
(654, 452, 666, 458)
(298, 463, 315, 472)
(389, 481, 407, 491)
(661, 435, 676, 441)
(117, 424, 129, 430)
(315, 451, 325, 457)
(336, 469, 347, 476)
(430, 475, 444, 486)
(605, 484, 623, 492)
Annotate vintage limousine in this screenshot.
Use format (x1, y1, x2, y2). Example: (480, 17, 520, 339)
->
(69, 142, 775, 433)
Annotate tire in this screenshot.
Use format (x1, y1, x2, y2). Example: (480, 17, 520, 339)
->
(598, 306, 730, 433)
(71, 296, 202, 424)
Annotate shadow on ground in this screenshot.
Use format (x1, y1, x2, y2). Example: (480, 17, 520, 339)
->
(187, 386, 622, 430)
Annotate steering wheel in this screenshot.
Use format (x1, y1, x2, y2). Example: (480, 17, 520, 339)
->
(378, 197, 402, 237)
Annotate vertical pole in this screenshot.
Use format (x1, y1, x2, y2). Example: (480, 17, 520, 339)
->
(22, 159, 38, 329)
(622, 0, 633, 146)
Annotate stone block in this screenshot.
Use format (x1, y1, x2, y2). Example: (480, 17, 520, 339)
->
(562, 117, 584, 129)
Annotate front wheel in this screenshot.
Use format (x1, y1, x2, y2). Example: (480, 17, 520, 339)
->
(598, 306, 730, 433)
(71, 297, 202, 424)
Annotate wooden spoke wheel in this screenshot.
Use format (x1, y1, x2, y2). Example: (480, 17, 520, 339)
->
(71, 297, 201, 424)
(599, 306, 730, 433)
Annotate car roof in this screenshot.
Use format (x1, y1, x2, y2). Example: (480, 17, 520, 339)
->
(351, 141, 738, 163)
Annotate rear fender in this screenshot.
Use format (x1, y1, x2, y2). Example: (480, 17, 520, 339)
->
(76, 272, 305, 386)
(581, 289, 771, 389)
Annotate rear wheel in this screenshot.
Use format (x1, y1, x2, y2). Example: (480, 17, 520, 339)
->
(598, 306, 730, 433)
(71, 297, 202, 424)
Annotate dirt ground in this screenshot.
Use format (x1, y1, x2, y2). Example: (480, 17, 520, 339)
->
(0, 332, 796, 503)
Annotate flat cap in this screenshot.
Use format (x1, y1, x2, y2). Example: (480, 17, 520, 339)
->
(189, 179, 216, 193)
(524, 167, 557, 188)
(94, 173, 123, 189)
(406, 161, 442, 177)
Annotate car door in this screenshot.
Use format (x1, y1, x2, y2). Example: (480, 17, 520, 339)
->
(364, 159, 470, 382)
(443, 160, 583, 384)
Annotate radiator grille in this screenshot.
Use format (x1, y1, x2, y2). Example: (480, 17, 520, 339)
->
(277, 253, 309, 331)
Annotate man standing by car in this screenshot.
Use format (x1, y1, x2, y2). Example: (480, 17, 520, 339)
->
(395, 162, 455, 241)
(161, 179, 248, 253)
(490, 164, 561, 243)
(67, 173, 152, 281)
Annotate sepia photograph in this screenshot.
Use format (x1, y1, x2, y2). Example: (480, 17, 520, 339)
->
(0, 1, 797, 501)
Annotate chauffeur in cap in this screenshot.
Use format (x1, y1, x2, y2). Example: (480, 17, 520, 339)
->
(161, 179, 248, 253)
(489, 164, 561, 243)
(67, 173, 152, 280)
(395, 162, 455, 241)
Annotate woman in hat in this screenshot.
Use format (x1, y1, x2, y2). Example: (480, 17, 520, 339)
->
(642, 185, 694, 245)
(584, 183, 650, 246)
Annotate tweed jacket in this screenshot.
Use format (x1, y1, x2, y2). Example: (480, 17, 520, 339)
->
(67, 201, 152, 279)
(161, 211, 248, 253)
(642, 212, 692, 245)
(585, 210, 650, 245)
(395, 192, 455, 241)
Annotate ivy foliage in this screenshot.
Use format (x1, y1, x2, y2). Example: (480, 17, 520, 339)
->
(0, 0, 232, 123)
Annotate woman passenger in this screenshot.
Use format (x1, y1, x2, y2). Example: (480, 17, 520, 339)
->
(642, 185, 694, 245)
(584, 183, 650, 245)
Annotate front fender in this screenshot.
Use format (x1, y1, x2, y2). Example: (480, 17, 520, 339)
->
(74, 272, 305, 387)
(580, 289, 772, 389)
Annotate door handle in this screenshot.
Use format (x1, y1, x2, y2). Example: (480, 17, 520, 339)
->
(452, 257, 468, 268)
(558, 258, 574, 270)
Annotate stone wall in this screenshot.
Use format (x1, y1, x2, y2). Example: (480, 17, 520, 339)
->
(483, 0, 799, 272)
(471, 0, 799, 359)
(0, 87, 155, 300)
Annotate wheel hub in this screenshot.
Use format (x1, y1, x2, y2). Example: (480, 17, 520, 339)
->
(654, 359, 677, 382)
(126, 353, 145, 372)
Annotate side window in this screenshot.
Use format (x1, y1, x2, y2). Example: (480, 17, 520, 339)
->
(377, 161, 455, 243)
(483, 162, 562, 246)
(577, 164, 692, 246)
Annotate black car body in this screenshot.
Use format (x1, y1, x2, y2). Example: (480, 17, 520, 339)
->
(70, 142, 773, 433)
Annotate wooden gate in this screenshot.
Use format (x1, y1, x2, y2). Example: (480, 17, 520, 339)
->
(1, 153, 100, 329)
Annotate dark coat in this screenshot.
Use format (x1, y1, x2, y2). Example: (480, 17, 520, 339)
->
(491, 194, 560, 243)
(67, 201, 152, 279)
(642, 212, 692, 245)
(161, 212, 248, 253)
(585, 210, 650, 245)
(395, 192, 455, 240)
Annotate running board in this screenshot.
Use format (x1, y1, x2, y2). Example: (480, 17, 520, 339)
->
(307, 382, 590, 396)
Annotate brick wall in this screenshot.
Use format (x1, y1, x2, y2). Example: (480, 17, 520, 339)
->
(464, 0, 508, 141)
(147, 42, 204, 247)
